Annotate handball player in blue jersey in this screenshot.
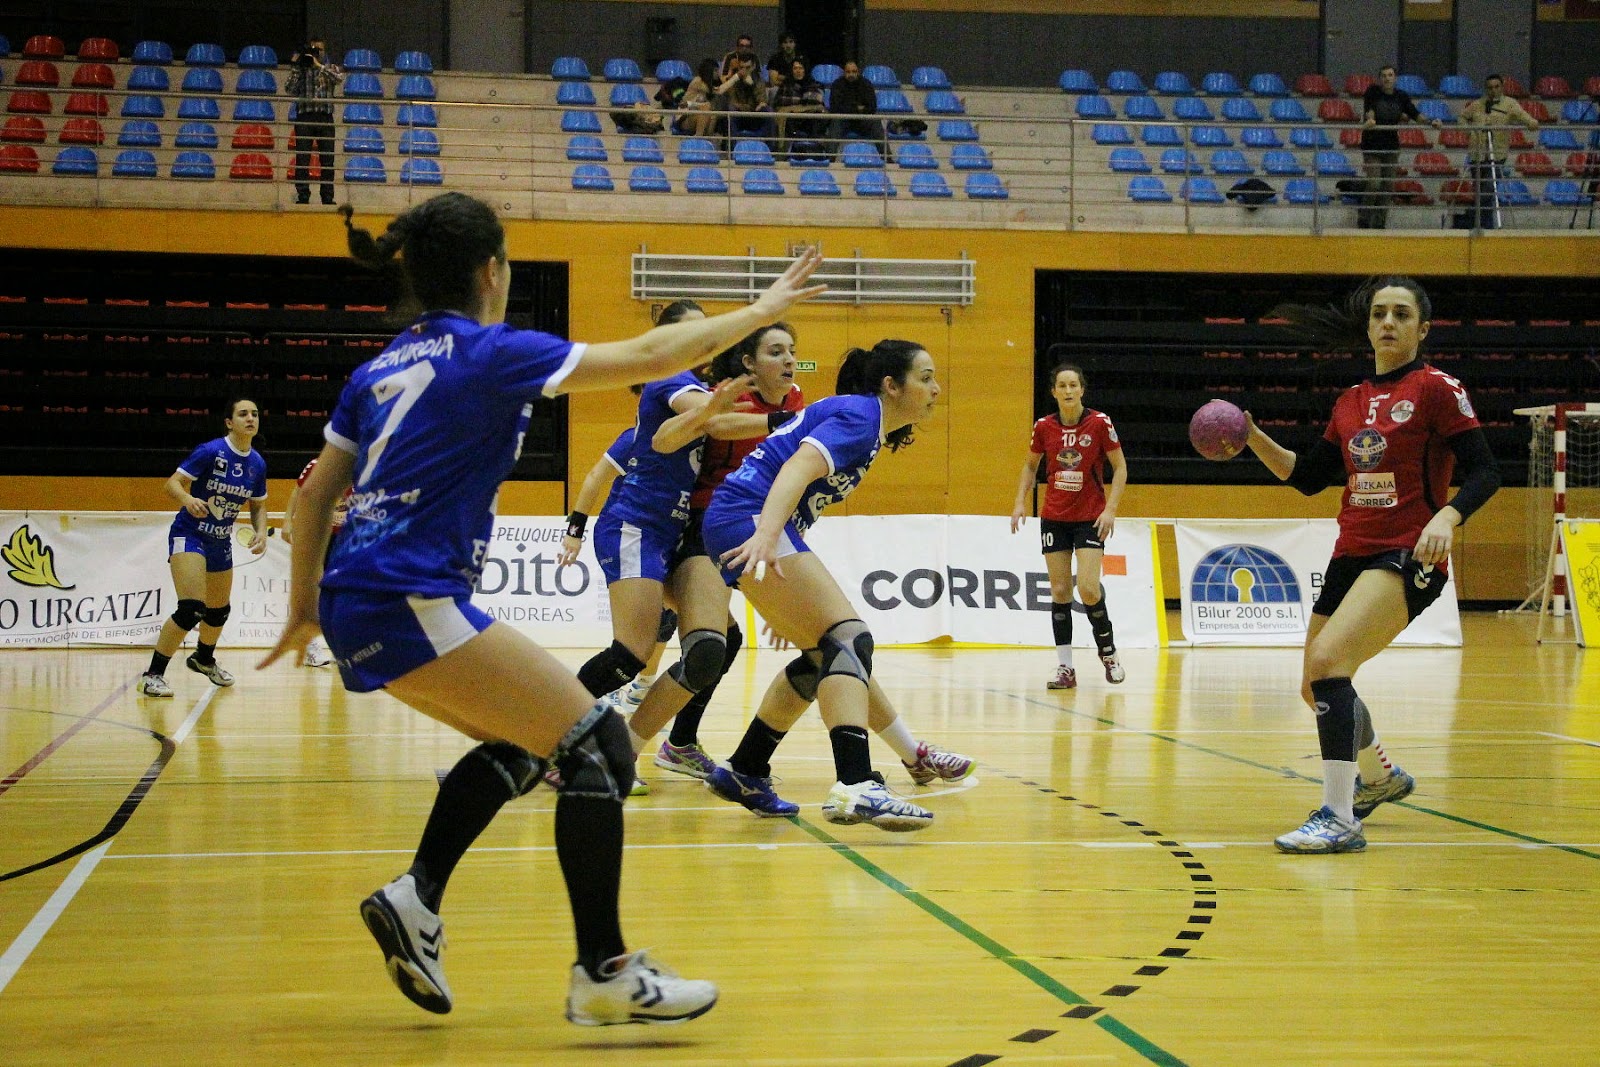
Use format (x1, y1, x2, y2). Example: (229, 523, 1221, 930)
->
(138, 397, 268, 697)
(258, 194, 824, 1023)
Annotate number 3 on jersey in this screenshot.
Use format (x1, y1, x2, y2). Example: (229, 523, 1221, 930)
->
(358, 361, 437, 487)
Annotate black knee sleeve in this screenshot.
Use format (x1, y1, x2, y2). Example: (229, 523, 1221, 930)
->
(469, 740, 545, 798)
(202, 603, 231, 628)
(577, 640, 647, 698)
(721, 621, 743, 673)
(171, 598, 206, 631)
(666, 628, 727, 693)
(553, 703, 636, 802)
(655, 608, 679, 644)
(818, 619, 873, 684)
(1353, 695, 1375, 751)
(1310, 677, 1359, 763)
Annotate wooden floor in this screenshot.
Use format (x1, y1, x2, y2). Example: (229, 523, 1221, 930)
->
(1, 614, 1596, 1067)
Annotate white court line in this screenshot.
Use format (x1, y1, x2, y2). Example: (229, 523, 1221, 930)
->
(1537, 731, 1600, 749)
(0, 687, 215, 999)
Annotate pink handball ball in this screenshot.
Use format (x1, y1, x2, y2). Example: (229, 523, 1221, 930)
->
(1189, 399, 1248, 461)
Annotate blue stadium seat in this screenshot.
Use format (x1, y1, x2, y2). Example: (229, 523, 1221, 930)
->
(912, 66, 951, 90)
(1222, 98, 1263, 122)
(1160, 148, 1203, 174)
(127, 66, 168, 92)
(1290, 126, 1332, 148)
(175, 121, 217, 148)
(1540, 129, 1582, 151)
(185, 43, 224, 67)
(623, 135, 664, 163)
(855, 170, 896, 196)
(925, 90, 964, 115)
(342, 102, 381, 125)
(812, 64, 842, 86)
(678, 138, 719, 164)
(1314, 150, 1356, 175)
(571, 163, 612, 190)
(557, 82, 595, 106)
(1092, 123, 1133, 145)
(1439, 74, 1476, 99)
(1263, 150, 1304, 175)
(895, 143, 938, 168)
(552, 57, 590, 81)
(842, 142, 884, 168)
(1545, 179, 1590, 205)
(112, 148, 156, 176)
(345, 126, 385, 154)
(395, 51, 433, 73)
(685, 166, 728, 193)
(121, 95, 163, 118)
(1141, 125, 1182, 146)
(1180, 177, 1225, 202)
(799, 170, 840, 195)
(610, 83, 647, 107)
(1154, 71, 1194, 95)
(732, 139, 774, 166)
(344, 73, 384, 98)
(1076, 95, 1115, 119)
(1269, 98, 1310, 123)
(397, 75, 436, 100)
(176, 98, 219, 121)
(1284, 178, 1329, 203)
(397, 104, 437, 127)
(0, 34, 10, 55)
(171, 150, 214, 178)
(910, 172, 952, 197)
(1248, 73, 1289, 97)
(1125, 96, 1163, 121)
(1108, 147, 1151, 173)
(566, 134, 606, 161)
(181, 67, 223, 93)
(343, 49, 382, 72)
(1128, 176, 1172, 202)
(1106, 70, 1145, 94)
(561, 110, 602, 134)
(238, 45, 278, 68)
(1191, 125, 1232, 147)
(1242, 127, 1283, 148)
(1211, 149, 1253, 175)
(1058, 69, 1097, 94)
(950, 143, 991, 170)
(131, 40, 173, 65)
(863, 65, 899, 88)
(743, 167, 783, 194)
(603, 58, 643, 82)
(52, 146, 98, 175)
(1561, 100, 1599, 123)
(117, 120, 160, 146)
(400, 128, 440, 155)
(1417, 99, 1453, 124)
(937, 120, 979, 142)
(235, 69, 276, 95)
(629, 165, 670, 192)
(1172, 97, 1214, 122)
(655, 59, 693, 83)
(965, 172, 1006, 198)
(401, 158, 443, 184)
(346, 155, 386, 183)
(876, 89, 913, 114)
(1395, 74, 1431, 98)
(1497, 179, 1537, 206)
(1202, 72, 1242, 95)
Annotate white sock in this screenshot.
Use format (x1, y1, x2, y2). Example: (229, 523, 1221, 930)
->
(633, 673, 654, 687)
(627, 724, 650, 756)
(877, 717, 920, 763)
(1322, 761, 1359, 823)
(1356, 739, 1392, 783)
(1056, 646, 1075, 668)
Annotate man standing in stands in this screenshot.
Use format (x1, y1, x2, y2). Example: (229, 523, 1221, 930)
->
(1359, 65, 1439, 229)
(1459, 73, 1538, 229)
(286, 36, 343, 206)
(827, 60, 881, 153)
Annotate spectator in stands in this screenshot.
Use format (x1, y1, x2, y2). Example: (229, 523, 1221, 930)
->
(1359, 65, 1441, 229)
(766, 32, 804, 88)
(286, 36, 343, 206)
(717, 52, 775, 144)
(1458, 73, 1538, 229)
(774, 59, 827, 157)
(827, 60, 882, 152)
(721, 32, 756, 80)
(678, 59, 722, 138)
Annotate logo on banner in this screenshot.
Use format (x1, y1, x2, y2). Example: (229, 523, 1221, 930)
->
(1347, 428, 1387, 471)
(2, 525, 74, 589)
(1188, 543, 1304, 635)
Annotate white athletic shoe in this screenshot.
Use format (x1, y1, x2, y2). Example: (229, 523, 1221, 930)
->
(138, 672, 173, 698)
(185, 654, 234, 687)
(360, 873, 452, 1014)
(624, 675, 654, 706)
(821, 776, 934, 832)
(1101, 652, 1126, 684)
(303, 636, 333, 668)
(566, 950, 718, 1026)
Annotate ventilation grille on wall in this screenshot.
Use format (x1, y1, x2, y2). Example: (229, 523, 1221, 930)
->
(631, 251, 975, 306)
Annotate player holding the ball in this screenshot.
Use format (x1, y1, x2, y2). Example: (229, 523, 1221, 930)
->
(1010, 361, 1129, 689)
(1236, 277, 1500, 854)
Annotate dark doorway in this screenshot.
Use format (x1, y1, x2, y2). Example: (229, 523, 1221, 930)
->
(783, 0, 861, 67)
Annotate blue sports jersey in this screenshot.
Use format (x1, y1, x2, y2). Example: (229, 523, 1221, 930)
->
(713, 393, 882, 534)
(603, 372, 709, 533)
(601, 427, 636, 475)
(321, 311, 584, 597)
(170, 437, 268, 540)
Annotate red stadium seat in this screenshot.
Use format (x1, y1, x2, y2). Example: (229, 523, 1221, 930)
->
(77, 37, 119, 61)
(231, 124, 275, 149)
(59, 117, 105, 145)
(1523, 99, 1552, 123)
(1398, 128, 1429, 148)
(1294, 73, 1334, 97)
(1586, 77, 1600, 100)
(1534, 76, 1573, 99)
(1318, 98, 1356, 122)
(6, 91, 52, 115)
(1344, 73, 1374, 96)
(1515, 151, 1560, 177)
(1393, 179, 1432, 206)
(64, 93, 109, 116)
(1, 115, 46, 143)
(1439, 128, 1469, 149)
(1339, 127, 1362, 147)
(1566, 152, 1600, 178)
(1440, 179, 1474, 205)
(229, 152, 274, 180)
(1507, 129, 1534, 151)
(23, 35, 66, 59)
(16, 60, 60, 87)
(0, 144, 40, 171)
(1501, 76, 1528, 98)
(71, 63, 114, 89)
(1414, 151, 1459, 177)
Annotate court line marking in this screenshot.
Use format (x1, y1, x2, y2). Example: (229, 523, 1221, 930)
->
(1537, 731, 1600, 748)
(0, 681, 130, 799)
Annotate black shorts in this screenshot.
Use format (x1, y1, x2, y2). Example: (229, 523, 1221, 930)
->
(1313, 550, 1446, 622)
(1040, 519, 1103, 555)
(669, 508, 709, 569)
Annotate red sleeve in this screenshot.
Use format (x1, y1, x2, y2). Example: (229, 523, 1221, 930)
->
(1099, 412, 1122, 452)
(1322, 392, 1349, 446)
(296, 459, 317, 486)
(1029, 417, 1048, 455)
(1426, 370, 1481, 438)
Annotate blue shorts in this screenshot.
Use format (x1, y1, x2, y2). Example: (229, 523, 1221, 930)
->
(318, 588, 494, 693)
(168, 525, 233, 572)
(699, 505, 809, 588)
(593, 511, 680, 585)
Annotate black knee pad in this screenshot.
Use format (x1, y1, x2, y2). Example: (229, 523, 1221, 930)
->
(552, 703, 635, 802)
(666, 628, 727, 693)
(171, 598, 206, 631)
(202, 603, 231, 628)
(655, 608, 679, 644)
(784, 650, 821, 702)
(1353, 695, 1375, 751)
(470, 740, 544, 798)
(819, 618, 873, 684)
(577, 639, 647, 698)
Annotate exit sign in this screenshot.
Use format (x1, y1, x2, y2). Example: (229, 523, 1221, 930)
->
(796, 360, 817, 372)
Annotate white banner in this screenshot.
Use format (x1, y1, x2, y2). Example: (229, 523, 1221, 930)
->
(1172, 519, 1461, 647)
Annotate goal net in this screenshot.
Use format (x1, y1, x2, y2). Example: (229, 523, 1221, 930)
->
(1516, 403, 1600, 622)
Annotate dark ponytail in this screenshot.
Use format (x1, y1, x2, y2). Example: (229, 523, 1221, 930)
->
(655, 299, 704, 325)
(1269, 275, 1433, 351)
(836, 338, 926, 451)
(342, 194, 505, 316)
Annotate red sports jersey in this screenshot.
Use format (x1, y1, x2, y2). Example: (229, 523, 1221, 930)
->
(1029, 408, 1121, 523)
(296, 457, 351, 530)
(1322, 363, 1479, 566)
(690, 384, 805, 509)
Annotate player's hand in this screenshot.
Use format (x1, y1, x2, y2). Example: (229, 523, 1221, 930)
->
(557, 533, 582, 567)
(184, 496, 209, 518)
(258, 617, 320, 670)
(721, 526, 783, 582)
(708, 374, 756, 413)
(752, 247, 828, 321)
(760, 620, 791, 651)
(1009, 504, 1027, 535)
(1413, 508, 1460, 567)
(247, 530, 267, 556)
(1094, 510, 1116, 541)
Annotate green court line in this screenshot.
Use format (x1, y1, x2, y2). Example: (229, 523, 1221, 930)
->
(790, 815, 1192, 1067)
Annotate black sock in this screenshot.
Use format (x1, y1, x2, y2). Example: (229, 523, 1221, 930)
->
(555, 796, 627, 980)
(729, 718, 787, 778)
(407, 744, 525, 912)
(828, 724, 873, 785)
(1085, 599, 1115, 657)
(1309, 677, 1359, 762)
(193, 641, 216, 666)
(1050, 600, 1073, 647)
(147, 650, 171, 676)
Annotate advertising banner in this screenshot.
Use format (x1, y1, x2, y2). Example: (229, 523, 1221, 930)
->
(1173, 519, 1460, 647)
(1559, 519, 1600, 647)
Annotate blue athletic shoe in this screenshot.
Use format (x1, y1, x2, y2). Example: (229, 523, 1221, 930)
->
(706, 765, 798, 817)
(1353, 767, 1415, 819)
(1274, 806, 1366, 854)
